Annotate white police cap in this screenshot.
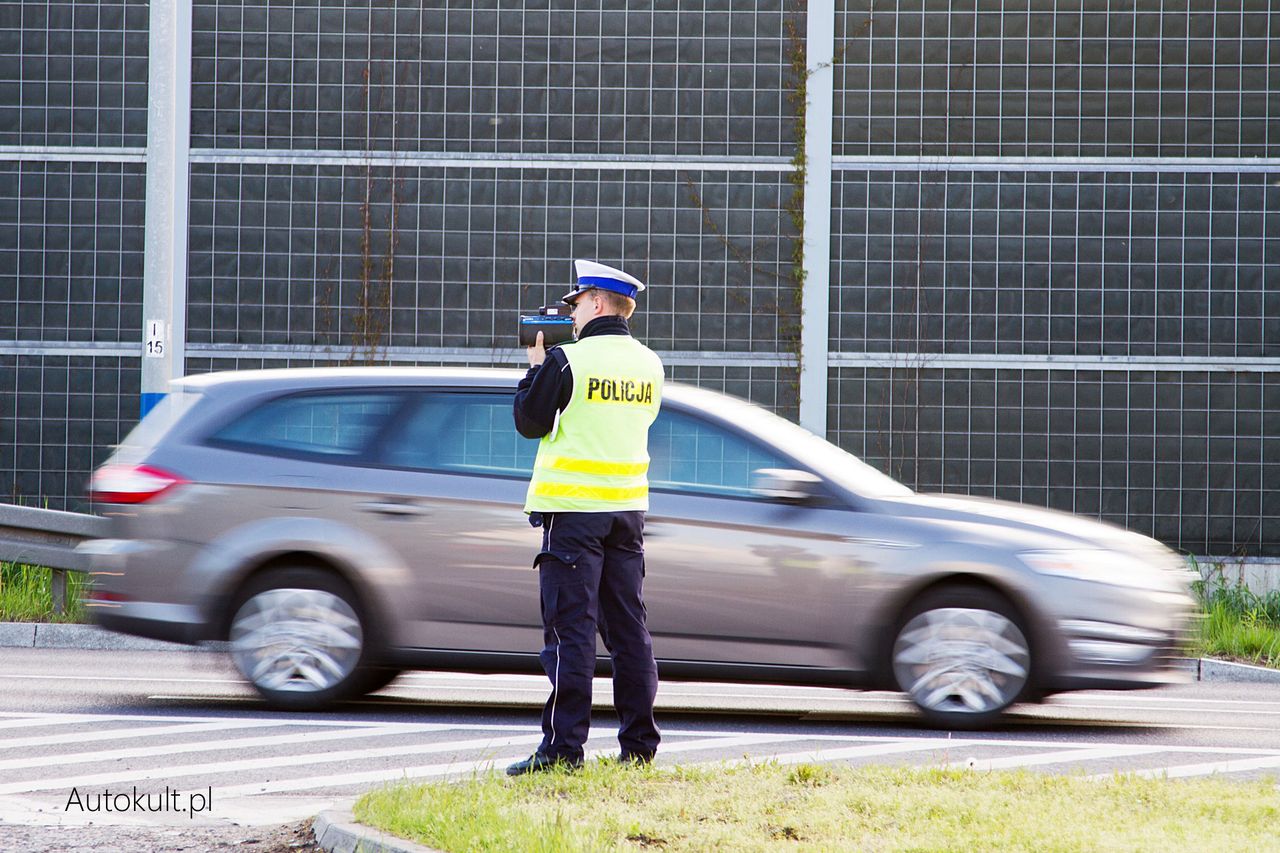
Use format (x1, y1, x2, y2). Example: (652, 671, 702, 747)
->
(560, 259, 646, 304)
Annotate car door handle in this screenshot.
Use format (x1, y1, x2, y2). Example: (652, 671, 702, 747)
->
(358, 501, 430, 518)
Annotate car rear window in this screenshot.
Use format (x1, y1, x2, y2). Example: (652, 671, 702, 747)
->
(108, 387, 204, 465)
(211, 392, 402, 458)
(380, 393, 538, 477)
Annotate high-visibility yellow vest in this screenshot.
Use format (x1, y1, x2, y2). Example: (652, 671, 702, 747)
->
(524, 334, 663, 513)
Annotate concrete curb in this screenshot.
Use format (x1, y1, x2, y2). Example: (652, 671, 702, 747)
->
(0, 621, 227, 652)
(313, 808, 443, 853)
(1197, 657, 1280, 684)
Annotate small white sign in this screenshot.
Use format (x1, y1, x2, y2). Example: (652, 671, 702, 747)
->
(145, 320, 166, 358)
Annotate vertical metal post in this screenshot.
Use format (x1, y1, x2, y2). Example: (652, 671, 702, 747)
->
(799, 0, 835, 436)
(51, 569, 66, 615)
(141, 0, 192, 417)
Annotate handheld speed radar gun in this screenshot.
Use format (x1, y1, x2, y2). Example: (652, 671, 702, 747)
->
(518, 305, 575, 347)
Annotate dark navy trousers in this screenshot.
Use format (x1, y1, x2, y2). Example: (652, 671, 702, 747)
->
(532, 510, 660, 763)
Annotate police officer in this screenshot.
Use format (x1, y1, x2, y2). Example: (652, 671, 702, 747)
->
(507, 259, 663, 775)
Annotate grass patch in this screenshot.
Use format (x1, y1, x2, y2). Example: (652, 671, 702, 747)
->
(1191, 596, 1280, 668)
(355, 761, 1280, 852)
(0, 561, 91, 623)
(1189, 562, 1280, 668)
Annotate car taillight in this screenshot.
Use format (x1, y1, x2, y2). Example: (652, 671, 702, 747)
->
(88, 464, 188, 504)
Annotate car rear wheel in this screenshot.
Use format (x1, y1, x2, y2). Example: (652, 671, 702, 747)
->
(890, 586, 1031, 729)
(229, 568, 379, 710)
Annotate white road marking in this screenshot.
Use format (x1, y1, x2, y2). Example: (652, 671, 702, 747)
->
(614, 732, 808, 757)
(149, 685, 1280, 721)
(5, 704, 1280, 803)
(2, 701, 1280, 809)
(945, 745, 1166, 771)
(1090, 754, 1280, 780)
(9, 709, 1280, 756)
(1029, 702, 1280, 718)
(0, 672, 247, 684)
(1051, 693, 1280, 708)
(215, 753, 531, 796)
(0, 709, 422, 727)
(216, 732, 824, 796)
(0, 722, 452, 772)
(144, 694, 292, 703)
(745, 738, 979, 767)
(397, 676, 1280, 713)
(0, 714, 125, 731)
(0, 710, 853, 741)
(388, 681, 912, 703)
(0, 732, 549, 795)
(16, 666, 1269, 716)
(919, 738, 1280, 757)
(0, 719, 287, 751)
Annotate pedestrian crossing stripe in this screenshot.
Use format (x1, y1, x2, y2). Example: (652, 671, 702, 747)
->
(4, 712, 1280, 800)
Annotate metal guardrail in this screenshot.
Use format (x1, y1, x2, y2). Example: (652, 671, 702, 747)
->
(0, 504, 108, 613)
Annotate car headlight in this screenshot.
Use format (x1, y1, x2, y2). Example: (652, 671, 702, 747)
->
(1017, 549, 1171, 590)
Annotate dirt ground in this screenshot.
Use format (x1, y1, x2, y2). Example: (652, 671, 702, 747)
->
(0, 818, 321, 853)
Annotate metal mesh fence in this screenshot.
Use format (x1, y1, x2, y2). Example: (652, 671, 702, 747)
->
(191, 0, 795, 157)
(0, 160, 146, 342)
(836, 1, 1277, 158)
(1, 2, 1275, 555)
(186, 162, 798, 353)
(0, 353, 139, 511)
(830, 366, 1279, 556)
(830, 169, 1278, 357)
(0, 0, 149, 148)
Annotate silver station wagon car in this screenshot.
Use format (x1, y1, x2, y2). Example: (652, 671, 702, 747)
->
(83, 368, 1196, 728)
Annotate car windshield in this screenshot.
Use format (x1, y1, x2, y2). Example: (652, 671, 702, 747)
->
(676, 388, 913, 499)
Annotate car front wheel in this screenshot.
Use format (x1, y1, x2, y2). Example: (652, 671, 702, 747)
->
(229, 568, 377, 710)
(891, 586, 1032, 729)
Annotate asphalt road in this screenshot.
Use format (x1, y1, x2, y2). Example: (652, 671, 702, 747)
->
(2, 647, 1280, 850)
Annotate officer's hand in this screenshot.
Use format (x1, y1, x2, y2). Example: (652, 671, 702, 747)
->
(526, 331, 546, 367)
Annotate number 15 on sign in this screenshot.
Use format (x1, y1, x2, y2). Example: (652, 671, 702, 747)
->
(146, 320, 166, 358)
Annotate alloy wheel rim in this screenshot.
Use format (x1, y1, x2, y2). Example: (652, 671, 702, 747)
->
(892, 607, 1030, 715)
(229, 588, 363, 693)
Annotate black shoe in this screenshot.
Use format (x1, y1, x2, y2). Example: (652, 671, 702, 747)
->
(619, 751, 655, 765)
(505, 753, 582, 776)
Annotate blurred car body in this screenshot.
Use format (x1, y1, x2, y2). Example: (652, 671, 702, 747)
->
(82, 367, 1196, 727)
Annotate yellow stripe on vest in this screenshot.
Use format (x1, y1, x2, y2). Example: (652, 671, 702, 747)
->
(538, 456, 649, 477)
(531, 482, 649, 502)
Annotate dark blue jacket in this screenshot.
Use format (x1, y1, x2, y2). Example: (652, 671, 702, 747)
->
(513, 315, 632, 440)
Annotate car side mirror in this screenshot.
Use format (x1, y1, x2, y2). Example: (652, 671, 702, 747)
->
(750, 468, 823, 503)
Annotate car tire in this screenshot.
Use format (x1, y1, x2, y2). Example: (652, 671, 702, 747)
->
(890, 585, 1032, 729)
(354, 667, 403, 696)
(228, 567, 380, 711)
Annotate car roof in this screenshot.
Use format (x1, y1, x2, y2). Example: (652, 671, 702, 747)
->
(175, 366, 530, 391)
(172, 365, 710, 405)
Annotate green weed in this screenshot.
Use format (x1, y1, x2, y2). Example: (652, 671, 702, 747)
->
(0, 561, 91, 623)
(1187, 557, 1280, 668)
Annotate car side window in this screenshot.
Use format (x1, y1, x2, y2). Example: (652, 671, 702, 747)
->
(647, 409, 789, 498)
(211, 392, 402, 458)
(381, 393, 539, 477)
